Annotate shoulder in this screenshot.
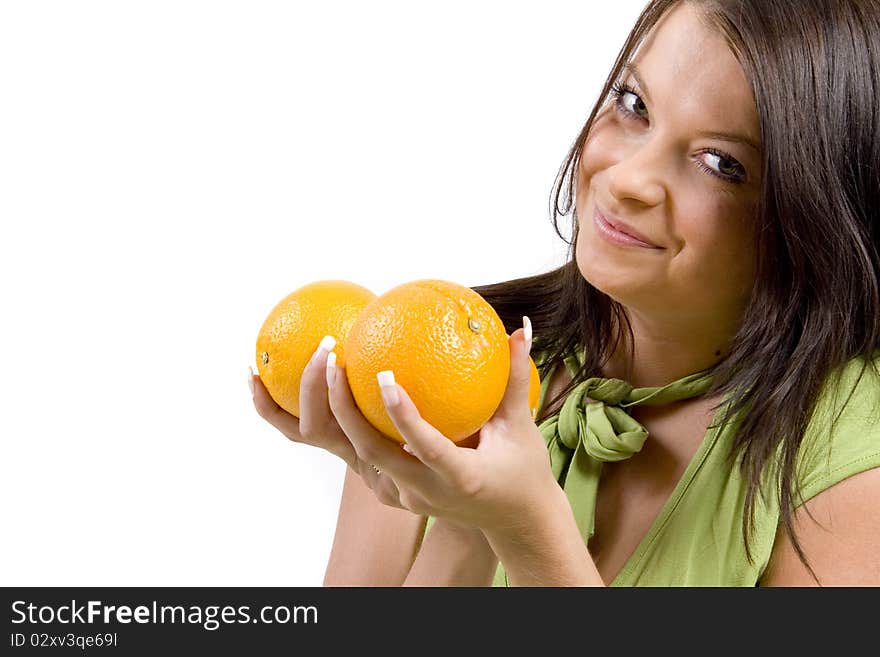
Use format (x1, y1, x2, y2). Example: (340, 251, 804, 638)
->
(795, 350, 880, 505)
(760, 352, 880, 586)
(760, 465, 880, 585)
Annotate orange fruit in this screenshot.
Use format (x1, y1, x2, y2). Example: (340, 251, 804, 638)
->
(528, 355, 541, 420)
(344, 279, 511, 443)
(255, 280, 376, 417)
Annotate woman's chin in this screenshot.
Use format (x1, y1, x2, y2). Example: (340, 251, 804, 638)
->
(576, 253, 654, 306)
(579, 267, 632, 302)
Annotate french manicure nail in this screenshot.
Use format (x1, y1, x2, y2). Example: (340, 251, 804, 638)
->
(311, 335, 337, 363)
(326, 351, 337, 387)
(377, 370, 399, 407)
(248, 366, 255, 396)
(523, 315, 532, 349)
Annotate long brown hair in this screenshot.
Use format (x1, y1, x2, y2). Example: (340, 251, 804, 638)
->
(472, 0, 880, 579)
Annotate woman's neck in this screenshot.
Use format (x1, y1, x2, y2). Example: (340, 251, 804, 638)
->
(599, 305, 739, 388)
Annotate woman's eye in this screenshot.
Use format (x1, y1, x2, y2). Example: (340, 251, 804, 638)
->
(700, 149, 747, 183)
(705, 151, 740, 177)
(611, 82, 648, 120)
(609, 81, 747, 185)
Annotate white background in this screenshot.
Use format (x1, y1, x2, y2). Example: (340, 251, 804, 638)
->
(0, 1, 646, 585)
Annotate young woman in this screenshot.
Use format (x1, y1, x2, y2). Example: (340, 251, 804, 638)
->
(250, 0, 880, 586)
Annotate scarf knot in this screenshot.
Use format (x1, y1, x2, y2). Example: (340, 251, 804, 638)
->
(538, 353, 715, 540)
(554, 377, 648, 461)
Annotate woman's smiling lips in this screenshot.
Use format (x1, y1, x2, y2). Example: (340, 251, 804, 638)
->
(593, 206, 664, 249)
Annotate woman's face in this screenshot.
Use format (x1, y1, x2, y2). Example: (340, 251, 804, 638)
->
(576, 3, 762, 323)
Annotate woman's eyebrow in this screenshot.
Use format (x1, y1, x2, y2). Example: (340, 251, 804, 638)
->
(622, 62, 761, 153)
(623, 62, 653, 102)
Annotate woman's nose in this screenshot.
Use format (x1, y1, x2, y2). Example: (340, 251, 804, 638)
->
(606, 138, 668, 207)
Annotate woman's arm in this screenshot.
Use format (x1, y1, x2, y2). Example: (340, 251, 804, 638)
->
(483, 485, 605, 587)
(759, 466, 880, 586)
(324, 467, 499, 586)
(403, 518, 498, 587)
(323, 465, 426, 586)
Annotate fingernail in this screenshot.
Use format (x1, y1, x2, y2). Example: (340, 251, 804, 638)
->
(377, 370, 399, 407)
(248, 366, 255, 396)
(523, 315, 532, 350)
(311, 335, 337, 363)
(402, 443, 413, 454)
(326, 351, 337, 388)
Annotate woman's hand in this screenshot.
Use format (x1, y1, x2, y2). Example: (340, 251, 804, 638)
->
(249, 337, 403, 497)
(326, 317, 562, 537)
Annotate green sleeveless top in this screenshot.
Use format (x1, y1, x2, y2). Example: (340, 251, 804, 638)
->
(428, 346, 880, 587)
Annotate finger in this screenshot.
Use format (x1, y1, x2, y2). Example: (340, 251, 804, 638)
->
(327, 361, 424, 481)
(250, 367, 302, 441)
(251, 353, 358, 469)
(296, 335, 337, 436)
(297, 337, 358, 464)
(493, 316, 533, 422)
(377, 370, 469, 479)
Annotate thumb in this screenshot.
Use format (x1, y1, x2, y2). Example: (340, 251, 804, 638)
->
(495, 316, 533, 421)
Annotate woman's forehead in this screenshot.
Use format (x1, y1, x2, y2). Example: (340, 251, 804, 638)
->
(628, 3, 761, 149)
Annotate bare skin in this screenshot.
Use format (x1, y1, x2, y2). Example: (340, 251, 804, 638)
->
(536, 364, 717, 584)
(575, 4, 762, 388)
(251, 1, 880, 586)
(539, 362, 880, 586)
(251, 347, 502, 587)
(569, 2, 880, 585)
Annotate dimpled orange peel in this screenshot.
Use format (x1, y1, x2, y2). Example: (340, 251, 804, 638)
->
(255, 280, 376, 417)
(344, 279, 520, 443)
(527, 354, 541, 420)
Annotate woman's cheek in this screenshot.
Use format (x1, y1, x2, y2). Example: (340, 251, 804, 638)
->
(685, 207, 757, 303)
(580, 126, 619, 180)
(580, 111, 622, 169)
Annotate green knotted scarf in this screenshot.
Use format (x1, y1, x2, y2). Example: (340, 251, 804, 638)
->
(537, 346, 715, 541)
